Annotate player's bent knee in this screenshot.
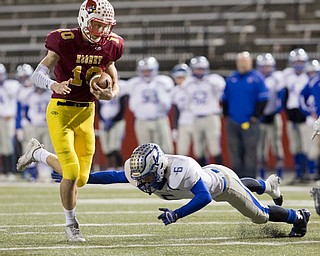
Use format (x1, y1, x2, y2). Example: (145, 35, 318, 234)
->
(77, 174, 89, 187)
(62, 164, 80, 181)
(251, 215, 268, 224)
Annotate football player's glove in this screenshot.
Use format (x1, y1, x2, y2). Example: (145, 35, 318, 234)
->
(51, 171, 62, 183)
(158, 208, 178, 225)
(311, 117, 320, 140)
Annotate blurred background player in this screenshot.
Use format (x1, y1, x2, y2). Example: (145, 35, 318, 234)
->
(17, 0, 124, 242)
(222, 51, 269, 178)
(255, 53, 285, 179)
(170, 63, 194, 156)
(282, 48, 310, 183)
(97, 79, 127, 170)
(16, 64, 53, 182)
(299, 59, 320, 181)
(124, 56, 174, 153)
(0, 63, 20, 181)
(185, 56, 225, 166)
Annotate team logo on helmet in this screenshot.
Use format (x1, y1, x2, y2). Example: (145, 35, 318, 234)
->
(85, 0, 97, 14)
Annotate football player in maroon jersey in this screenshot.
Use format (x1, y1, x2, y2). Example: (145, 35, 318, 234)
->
(17, 0, 124, 242)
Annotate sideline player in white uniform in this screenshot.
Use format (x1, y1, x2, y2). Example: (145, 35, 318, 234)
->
(18, 139, 310, 238)
(98, 79, 127, 169)
(256, 54, 285, 179)
(124, 57, 174, 153)
(170, 63, 194, 155)
(185, 56, 225, 166)
(16, 63, 53, 181)
(282, 48, 310, 183)
(0, 63, 20, 179)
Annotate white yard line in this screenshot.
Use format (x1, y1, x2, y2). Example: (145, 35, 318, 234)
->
(0, 240, 319, 251)
(1, 220, 320, 229)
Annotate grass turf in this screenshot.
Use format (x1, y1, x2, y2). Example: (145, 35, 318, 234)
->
(0, 181, 320, 256)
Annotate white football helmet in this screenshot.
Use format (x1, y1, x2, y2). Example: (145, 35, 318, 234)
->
(171, 63, 191, 79)
(288, 48, 309, 73)
(130, 143, 168, 194)
(256, 53, 275, 76)
(136, 57, 159, 78)
(305, 59, 320, 75)
(0, 63, 7, 82)
(16, 64, 34, 78)
(16, 63, 34, 86)
(78, 0, 116, 44)
(189, 56, 210, 79)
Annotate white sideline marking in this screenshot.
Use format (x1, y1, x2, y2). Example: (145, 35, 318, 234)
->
(0, 240, 319, 251)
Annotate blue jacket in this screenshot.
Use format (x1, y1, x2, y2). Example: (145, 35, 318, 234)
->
(222, 69, 269, 124)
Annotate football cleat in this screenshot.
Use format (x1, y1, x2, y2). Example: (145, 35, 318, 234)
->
(266, 174, 283, 206)
(288, 209, 311, 237)
(65, 221, 85, 242)
(310, 187, 320, 215)
(311, 117, 320, 140)
(16, 138, 43, 172)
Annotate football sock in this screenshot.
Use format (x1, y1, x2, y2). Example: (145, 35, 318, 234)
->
(240, 178, 264, 194)
(64, 207, 77, 226)
(33, 148, 53, 165)
(268, 205, 295, 223)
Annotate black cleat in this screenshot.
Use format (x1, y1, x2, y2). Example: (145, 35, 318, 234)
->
(273, 195, 283, 206)
(288, 209, 311, 237)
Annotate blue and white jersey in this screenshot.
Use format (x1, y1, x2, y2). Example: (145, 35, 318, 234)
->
(124, 75, 174, 120)
(26, 90, 52, 126)
(124, 154, 225, 199)
(300, 72, 320, 116)
(263, 71, 285, 115)
(184, 74, 225, 116)
(99, 80, 127, 120)
(0, 79, 20, 117)
(171, 79, 194, 125)
(283, 67, 309, 110)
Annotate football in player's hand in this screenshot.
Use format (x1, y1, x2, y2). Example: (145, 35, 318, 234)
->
(90, 72, 112, 89)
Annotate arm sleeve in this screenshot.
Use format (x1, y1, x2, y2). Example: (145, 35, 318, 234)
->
(174, 178, 212, 219)
(31, 64, 56, 90)
(88, 170, 129, 184)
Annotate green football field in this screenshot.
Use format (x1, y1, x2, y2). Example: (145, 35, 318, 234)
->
(0, 181, 320, 256)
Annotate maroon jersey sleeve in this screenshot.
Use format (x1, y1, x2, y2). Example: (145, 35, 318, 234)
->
(45, 30, 63, 56)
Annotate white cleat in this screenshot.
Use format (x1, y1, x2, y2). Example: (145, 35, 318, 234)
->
(311, 118, 320, 140)
(65, 221, 86, 242)
(16, 138, 43, 172)
(266, 174, 283, 206)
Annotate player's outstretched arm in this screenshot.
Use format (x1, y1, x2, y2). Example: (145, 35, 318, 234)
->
(52, 170, 129, 184)
(158, 178, 212, 225)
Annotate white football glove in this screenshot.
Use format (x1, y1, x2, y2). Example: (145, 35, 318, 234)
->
(311, 117, 320, 140)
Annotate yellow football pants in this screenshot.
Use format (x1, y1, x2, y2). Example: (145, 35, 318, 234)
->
(46, 99, 95, 187)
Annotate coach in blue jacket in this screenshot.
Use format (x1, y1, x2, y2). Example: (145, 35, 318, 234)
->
(222, 51, 269, 178)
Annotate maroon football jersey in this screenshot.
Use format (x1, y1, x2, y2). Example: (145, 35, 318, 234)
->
(45, 27, 124, 102)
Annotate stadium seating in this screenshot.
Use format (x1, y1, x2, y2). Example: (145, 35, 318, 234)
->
(0, 0, 319, 78)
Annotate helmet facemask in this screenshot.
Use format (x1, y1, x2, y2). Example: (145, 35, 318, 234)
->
(130, 143, 168, 195)
(78, 0, 116, 45)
